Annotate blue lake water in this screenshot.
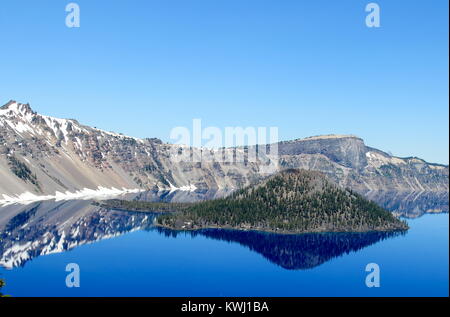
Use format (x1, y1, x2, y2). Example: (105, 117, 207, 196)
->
(0, 191, 448, 297)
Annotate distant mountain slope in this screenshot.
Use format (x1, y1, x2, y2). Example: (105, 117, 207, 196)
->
(157, 169, 409, 233)
(0, 100, 448, 201)
(0, 100, 261, 200)
(276, 135, 448, 192)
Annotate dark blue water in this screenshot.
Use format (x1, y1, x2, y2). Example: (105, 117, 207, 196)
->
(1, 211, 448, 297)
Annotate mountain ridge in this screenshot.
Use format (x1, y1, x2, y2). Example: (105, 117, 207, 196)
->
(0, 100, 448, 203)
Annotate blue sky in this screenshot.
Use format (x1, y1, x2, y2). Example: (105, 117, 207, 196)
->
(0, 0, 448, 164)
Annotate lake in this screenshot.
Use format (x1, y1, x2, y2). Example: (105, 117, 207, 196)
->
(0, 190, 448, 297)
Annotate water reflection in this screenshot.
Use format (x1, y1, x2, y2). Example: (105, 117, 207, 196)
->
(0, 200, 154, 268)
(125, 188, 233, 203)
(0, 189, 447, 269)
(154, 227, 404, 270)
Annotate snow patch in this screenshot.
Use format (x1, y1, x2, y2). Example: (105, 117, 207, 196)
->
(0, 186, 144, 206)
(168, 181, 197, 192)
(366, 151, 406, 168)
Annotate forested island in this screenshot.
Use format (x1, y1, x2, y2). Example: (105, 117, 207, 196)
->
(97, 169, 409, 234)
(93, 199, 191, 213)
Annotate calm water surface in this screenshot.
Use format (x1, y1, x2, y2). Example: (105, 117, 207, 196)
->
(0, 190, 448, 297)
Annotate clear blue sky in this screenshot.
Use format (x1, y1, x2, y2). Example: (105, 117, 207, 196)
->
(0, 0, 448, 164)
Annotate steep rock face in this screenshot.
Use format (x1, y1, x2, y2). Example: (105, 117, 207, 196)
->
(278, 135, 368, 170)
(0, 101, 263, 198)
(0, 100, 448, 201)
(278, 138, 448, 192)
(0, 101, 145, 195)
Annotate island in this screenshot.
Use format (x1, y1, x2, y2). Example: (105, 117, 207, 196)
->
(97, 169, 409, 234)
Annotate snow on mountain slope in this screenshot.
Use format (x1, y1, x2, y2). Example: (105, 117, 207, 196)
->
(0, 100, 448, 205)
(0, 100, 263, 203)
(0, 101, 146, 200)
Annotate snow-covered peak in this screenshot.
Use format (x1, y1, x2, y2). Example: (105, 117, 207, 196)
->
(0, 100, 19, 111)
(0, 99, 143, 142)
(0, 100, 38, 135)
(0, 100, 34, 118)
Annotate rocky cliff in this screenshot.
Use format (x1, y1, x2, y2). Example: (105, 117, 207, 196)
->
(0, 100, 448, 203)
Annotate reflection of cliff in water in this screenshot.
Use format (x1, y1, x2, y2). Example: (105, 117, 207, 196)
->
(128, 188, 233, 203)
(362, 191, 449, 218)
(0, 189, 446, 269)
(155, 227, 404, 270)
(129, 189, 449, 219)
(0, 200, 154, 268)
